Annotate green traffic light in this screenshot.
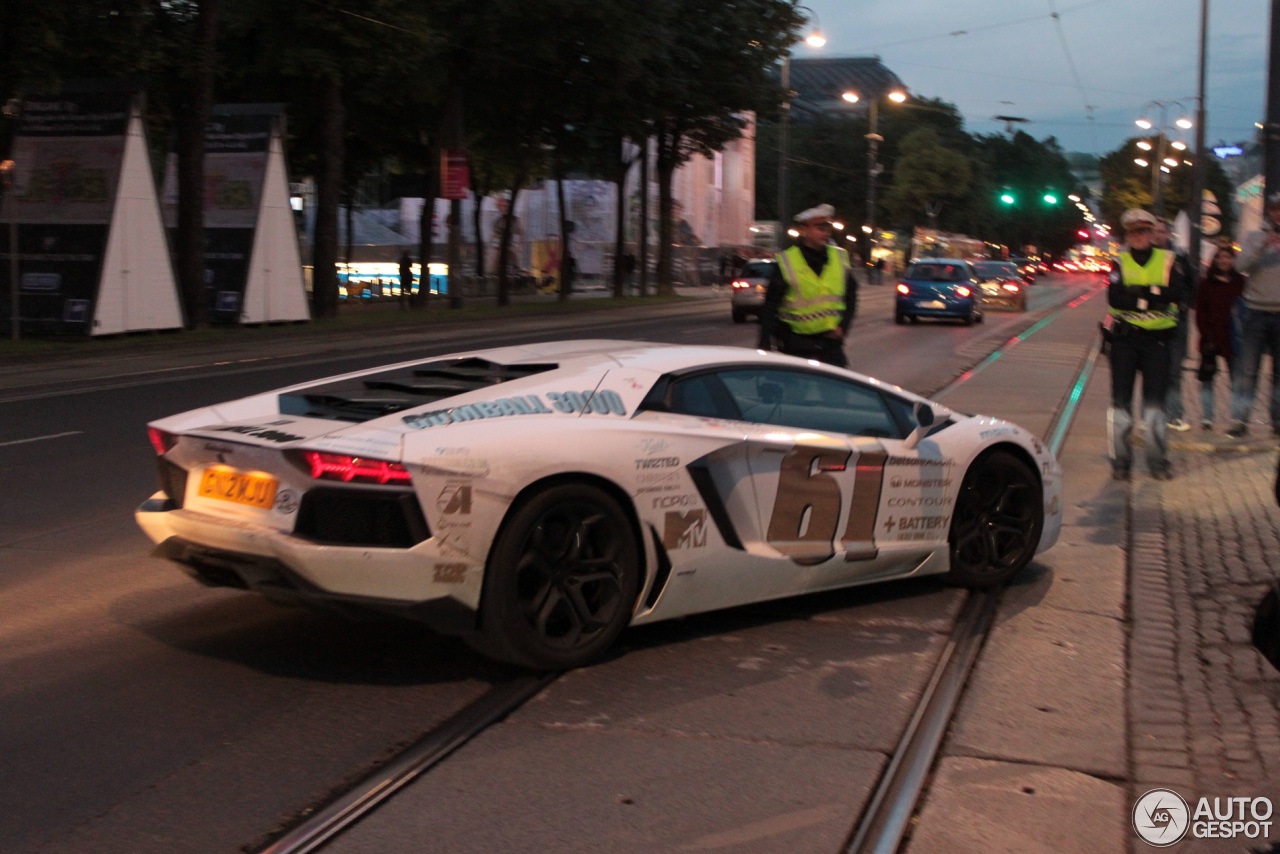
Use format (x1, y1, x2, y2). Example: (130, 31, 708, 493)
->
(1000, 193, 1015, 205)
(1043, 193, 1058, 205)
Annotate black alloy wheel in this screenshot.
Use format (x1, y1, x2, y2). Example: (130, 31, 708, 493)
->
(476, 484, 640, 670)
(946, 451, 1043, 587)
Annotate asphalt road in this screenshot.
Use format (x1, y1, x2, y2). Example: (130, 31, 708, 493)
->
(0, 275, 1095, 853)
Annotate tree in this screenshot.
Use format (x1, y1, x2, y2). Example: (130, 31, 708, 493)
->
(640, 0, 801, 293)
(1098, 137, 1236, 239)
(882, 127, 970, 231)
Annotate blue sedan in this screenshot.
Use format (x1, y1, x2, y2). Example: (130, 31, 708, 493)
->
(895, 259, 984, 326)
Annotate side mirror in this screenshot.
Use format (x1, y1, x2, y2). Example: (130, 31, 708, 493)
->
(904, 400, 937, 450)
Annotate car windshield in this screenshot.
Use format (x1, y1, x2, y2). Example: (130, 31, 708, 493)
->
(908, 263, 963, 281)
(741, 260, 775, 278)
(975, 262, 1018, 278)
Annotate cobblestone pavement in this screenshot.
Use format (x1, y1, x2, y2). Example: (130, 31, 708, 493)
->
(1129, 364, 1280, 853)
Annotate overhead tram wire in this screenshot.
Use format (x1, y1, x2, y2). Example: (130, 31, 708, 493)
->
(1046, 0, 1099, 152)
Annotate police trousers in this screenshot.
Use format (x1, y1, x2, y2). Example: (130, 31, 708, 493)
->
(1107, 328, 1172, 472)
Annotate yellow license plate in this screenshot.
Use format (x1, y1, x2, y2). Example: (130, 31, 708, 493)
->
(199, 467, 278, 509)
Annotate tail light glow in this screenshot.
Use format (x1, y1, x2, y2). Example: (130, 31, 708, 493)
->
(955, 285, 972, 298)
(730, 279, 750, 289)
(896, 283, 910, 295)
(148, 427, 177, 455)
(300, 451, 413, 485)
(1001, 282, 1021, 293)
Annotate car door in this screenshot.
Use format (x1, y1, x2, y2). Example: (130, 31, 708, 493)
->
(710, 366, 944, 590)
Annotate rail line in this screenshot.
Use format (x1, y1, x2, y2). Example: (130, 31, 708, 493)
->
(257, 285, 1104, 854)
(844, 288, 1105, 854)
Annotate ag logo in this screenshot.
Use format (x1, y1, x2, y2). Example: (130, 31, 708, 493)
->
(437, 484, 472, 515)
(1133, 788, 1189, 846)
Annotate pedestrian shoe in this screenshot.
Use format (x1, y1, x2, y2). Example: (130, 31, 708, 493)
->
(1151, 463, 1173, 481)
(1226, 422, 1249, 439)
(1167, 418, 1191, 432)
(1111, 465, 1131, 481)
(1200, 419, 1213, 431)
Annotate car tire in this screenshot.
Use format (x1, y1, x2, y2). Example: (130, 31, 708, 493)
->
(945, 451, 1043, 588)
(963, 312, 975, 326)
(976, 310, 984, 324)
(732, 308, 746, 323)
(895, 311, 907, 325)
(474, 483, 640, 670)
(909, 314, 919, 324)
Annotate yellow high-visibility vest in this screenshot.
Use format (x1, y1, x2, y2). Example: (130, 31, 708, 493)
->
(775, 245, 848, 335)
(1109, 248, 1179, 331)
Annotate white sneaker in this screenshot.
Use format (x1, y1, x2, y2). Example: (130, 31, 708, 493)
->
(1167, 418, 1191, 432)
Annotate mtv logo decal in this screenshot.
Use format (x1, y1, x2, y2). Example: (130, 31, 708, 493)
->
(663, 510, 707, 549)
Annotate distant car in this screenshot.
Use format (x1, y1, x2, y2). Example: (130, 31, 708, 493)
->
(730, 259, 776, 323)
(973, 261, 1029, 312)
(895, 259, 984, 326)
(135, 340, 1062, 670)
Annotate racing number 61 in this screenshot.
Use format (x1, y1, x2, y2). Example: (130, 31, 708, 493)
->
(765, 446, 887, 565)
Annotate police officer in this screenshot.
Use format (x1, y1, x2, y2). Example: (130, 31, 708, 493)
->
(1106, 208, 1192, 481)
(757, 204, 858, 367)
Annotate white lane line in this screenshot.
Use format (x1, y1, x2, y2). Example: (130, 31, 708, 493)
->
(0, 430, 84, 447)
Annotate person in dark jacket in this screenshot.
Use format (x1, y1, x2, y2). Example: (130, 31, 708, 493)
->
(756, 204, 858, 367)
(1194, 243, 1247, 429)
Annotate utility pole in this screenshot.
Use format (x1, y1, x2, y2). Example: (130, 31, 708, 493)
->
(1267, 0, 1280, 197)
(1189, 0, 1208, 277)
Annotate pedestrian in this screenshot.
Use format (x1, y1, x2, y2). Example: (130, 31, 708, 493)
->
(1227, 191, 1280, 439)
(873, 256, 886, 285)
(562, 253, 577, 295)
(756, 203, 857, 368)
(621, 252, 637, 292)
(1104, 208, 1192, 481)
(398, 250, 414, 308)
(1194, 243, 1246, 429)
(1153, 218, 1195, 432)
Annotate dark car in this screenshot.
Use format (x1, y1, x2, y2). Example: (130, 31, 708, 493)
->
(973, 260, 1029, 312)
(895, 259, 984, 325)
(730, 259, 776, 323)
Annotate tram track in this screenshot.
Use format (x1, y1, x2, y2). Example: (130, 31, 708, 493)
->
(255, 283, 1105, 854)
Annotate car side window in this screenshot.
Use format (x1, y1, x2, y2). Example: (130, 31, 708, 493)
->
(666, 372, 741, 420)
(716, 368, 903, 438)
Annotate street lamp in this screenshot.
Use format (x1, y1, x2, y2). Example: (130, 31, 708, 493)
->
(776, 5, 825, 248)
(841, 88, 907, 267)
(1134, 100, 1192, 216)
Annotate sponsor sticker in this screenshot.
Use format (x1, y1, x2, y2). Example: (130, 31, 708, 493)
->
(663, 510, 707, 549)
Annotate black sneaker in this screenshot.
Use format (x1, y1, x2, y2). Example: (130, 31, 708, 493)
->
(1151, 464, 1173, 481)
(1227, 422, 1249, 439)
(1111, 465, 1131, 481)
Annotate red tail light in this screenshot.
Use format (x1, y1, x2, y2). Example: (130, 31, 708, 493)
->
(148, 427, 177, 455)
(1001, 282, 1021, 293)
(299, 451, 413, 485)
(955, 285, 972, 298)
(730, 279, 750, 289)
(896, 283, 910, 295)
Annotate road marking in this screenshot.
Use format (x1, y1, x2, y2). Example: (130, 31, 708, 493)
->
(0, 430, 83, 447)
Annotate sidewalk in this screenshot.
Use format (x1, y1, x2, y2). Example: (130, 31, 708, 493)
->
(907, 292, 1280, 853)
